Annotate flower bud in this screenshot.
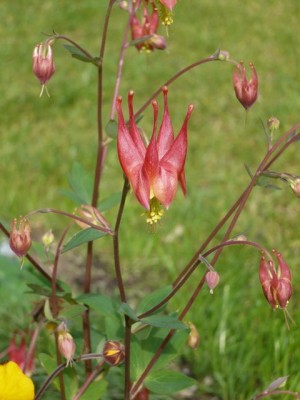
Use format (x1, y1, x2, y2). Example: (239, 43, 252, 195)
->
(289, 178, 300, 198)
(57, 322, 76, 366)
(205, 270, 220, 294)
(133, 387, 149, 400)
(102, 340, 125, 366)
(187, 322, 200, 350)
(9, 217, 32, 257)
(74, 205, 110, 230)
(33, 42, 55, 96)
(267, 116, 280, 132)
(233, 61, 258, 110)
(149, 34, 167, 50)
(259, 251, 292, 309)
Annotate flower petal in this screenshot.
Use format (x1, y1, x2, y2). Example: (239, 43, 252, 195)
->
(156, 87, 175, 159)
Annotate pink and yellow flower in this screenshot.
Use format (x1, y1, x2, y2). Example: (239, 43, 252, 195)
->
(116, 86, 193, 224)
(0, 361, 34, 400)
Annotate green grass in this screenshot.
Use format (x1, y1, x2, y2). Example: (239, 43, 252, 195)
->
(1, 0, 300, 398)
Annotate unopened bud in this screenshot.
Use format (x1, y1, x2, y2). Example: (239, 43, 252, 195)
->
(187, 322, 200, 350)
(289, 178, 300, 198)
(218, 50, 230, 61)
(118, 0, 128, 10)
(42, 230, 54, 248)
(267, 116, 280, 132)
(57, 322, 76, 366)
(74, 205, 111, 230)
(149, 34, 167, 50)
(205, 270, 220, 294)
(102, 340, 125, 366)
(9, 217, 32, 257)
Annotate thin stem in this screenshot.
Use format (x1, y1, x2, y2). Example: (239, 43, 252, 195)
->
(110, 5, 135, 120)
(73, 360, 105, 400)
(134, 55, 218, 118)
(113, 178, 130, 398)
(53, 34, 94, 60)
(50, 226, 71, 318)
(82, 0, 116, 376)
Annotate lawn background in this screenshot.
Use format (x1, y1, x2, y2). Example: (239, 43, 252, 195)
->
(1, 0, 300, 399)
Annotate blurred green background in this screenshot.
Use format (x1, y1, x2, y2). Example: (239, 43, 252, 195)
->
(1, 0, 300, 399)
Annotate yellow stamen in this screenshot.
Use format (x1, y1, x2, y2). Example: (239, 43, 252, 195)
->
(143, 197, 165, 225)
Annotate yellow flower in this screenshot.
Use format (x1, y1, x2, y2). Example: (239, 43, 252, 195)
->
(0, 361, 34, 400)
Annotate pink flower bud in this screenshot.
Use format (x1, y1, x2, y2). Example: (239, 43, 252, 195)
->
(289, 178, 300, 198)
(33, 42, 55, 95)
(9, 217, 32, 257)
(259, 251, 292, 309)
(233, 61, 258, 110)
(102, 340, 125, 366)
(57, 322, 76, 366)
(205, 270, 220, 294)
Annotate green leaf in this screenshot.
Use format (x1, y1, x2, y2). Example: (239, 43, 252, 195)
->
(136, 285, 173, 315)
(105, 119, 118, 139)
(140, 314, 187, 330)
(62, 228, 107, 253)
(62, 162, 94, 205)
(76, 293, 119, 316)
(59, 303, 87, 320)
(119, 303, 139, 322)
(79, 379, 108, 400)
(98, 192, 122, 212)
(63, 44, 98, 65)
(26, 283, 51, 297)
(145, 370, 197, 395)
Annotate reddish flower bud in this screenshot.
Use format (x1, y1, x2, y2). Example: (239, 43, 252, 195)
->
(9, 217, 32, 257)
(259, 251, 292, 309)
(133, 387, 149, 400)
(57, 322, 76, 366)
(33, 42, 55, 96)
(233, 61, 258, 110)
(289, 178, 300, 198)
(102, 340, 125, 366)
(205, 270, 220, 294)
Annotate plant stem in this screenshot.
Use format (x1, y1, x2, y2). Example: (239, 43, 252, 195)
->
(113, 178, 131, 398)
(73, 360, 105, 400)
(134, 55, 218, 118)
(82, 0, 116, 375)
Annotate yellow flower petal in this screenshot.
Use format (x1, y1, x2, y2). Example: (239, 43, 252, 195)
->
(0, 361, 34, 400)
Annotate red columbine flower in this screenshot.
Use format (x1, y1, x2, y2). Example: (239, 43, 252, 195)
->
(131, 3, 166, 52)
(9, 217, 32, 257)
(8, 333, 35, 376)
(233, 61, 258, 110)
(259, 250, 292, 309)
(33, 42, 55, 96)
(116, 87, 193, 224)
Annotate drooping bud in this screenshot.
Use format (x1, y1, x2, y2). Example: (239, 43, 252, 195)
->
(259, 251, 292, 309)
(233, 61, 258, 110)
(102, 340, 125, 366)
(57, 322, 76, 366)
(74, 205, 111, 230)
(33, 42, 55, 96)
(288, 178, 300, 198)
(205, 270, 220, 294)
(9, 217, 32, 257)
(187, 322, 200, 350)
